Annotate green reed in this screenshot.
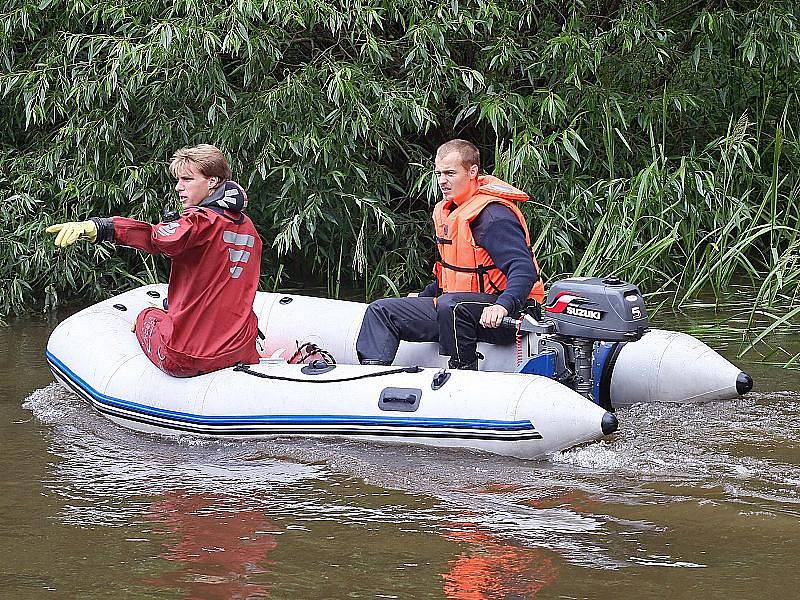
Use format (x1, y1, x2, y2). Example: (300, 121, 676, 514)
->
(1, 0, 798, 353)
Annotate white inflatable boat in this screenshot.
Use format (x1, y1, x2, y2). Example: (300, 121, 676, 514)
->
(253, 276, 752, 408)
(45, 277, 752, 459)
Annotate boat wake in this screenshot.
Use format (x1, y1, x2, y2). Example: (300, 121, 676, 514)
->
(23, 384, 800, 572)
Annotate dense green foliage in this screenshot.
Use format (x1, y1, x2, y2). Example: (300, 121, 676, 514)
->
(2, 0, 799, 330)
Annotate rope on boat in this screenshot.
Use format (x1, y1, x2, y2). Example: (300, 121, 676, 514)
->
(233, 362, 423, 383)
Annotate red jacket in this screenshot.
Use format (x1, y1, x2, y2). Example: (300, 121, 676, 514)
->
(112, 206, 262, 370)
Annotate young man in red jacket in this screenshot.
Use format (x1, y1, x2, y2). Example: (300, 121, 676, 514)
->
(47, 144, 262, 377)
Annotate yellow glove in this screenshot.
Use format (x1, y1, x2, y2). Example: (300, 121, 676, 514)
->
(46, 221, 98, 247)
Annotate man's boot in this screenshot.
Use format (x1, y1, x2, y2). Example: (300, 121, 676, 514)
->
(447, 357, 478, 370)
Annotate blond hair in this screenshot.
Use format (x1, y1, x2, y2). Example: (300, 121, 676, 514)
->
(436, 139, 480, 171)
(169, 144, 232, 181)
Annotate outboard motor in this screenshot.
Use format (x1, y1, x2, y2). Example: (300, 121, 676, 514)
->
(511, 276, 649, 407)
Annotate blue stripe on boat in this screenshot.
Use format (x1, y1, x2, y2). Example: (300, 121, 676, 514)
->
(46, 351, 537, 433)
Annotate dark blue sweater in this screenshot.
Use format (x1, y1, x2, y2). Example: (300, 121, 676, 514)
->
(420, 203, 538, 314)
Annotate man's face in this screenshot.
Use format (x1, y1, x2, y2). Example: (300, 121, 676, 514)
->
(434, 151, 478, 204)
(174, 164, 218, 209)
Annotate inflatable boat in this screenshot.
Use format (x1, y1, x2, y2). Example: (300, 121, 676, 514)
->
(254, 276, 753, 408)
(45, 277, 752, 459)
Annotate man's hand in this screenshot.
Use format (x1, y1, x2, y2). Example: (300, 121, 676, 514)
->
(480, 304, 508, 328)
(46, 221, 97, 247)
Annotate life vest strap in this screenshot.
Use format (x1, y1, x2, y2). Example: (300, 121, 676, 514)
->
(439, 259, 544, 297)
(439, 259, 498, 275)
(439, 260, 500, 295)
(483, 273, 504, 295)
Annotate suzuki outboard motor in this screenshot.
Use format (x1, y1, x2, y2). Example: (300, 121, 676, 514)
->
(512, 276, 649, 407)
(544, 276, 649, 342)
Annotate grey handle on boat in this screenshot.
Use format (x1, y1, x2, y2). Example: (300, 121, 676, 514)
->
(501, 315, 555, 335)
(500, 317, 519, 329)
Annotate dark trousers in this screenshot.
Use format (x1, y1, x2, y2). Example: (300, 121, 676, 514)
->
(355, 293, 516, 367)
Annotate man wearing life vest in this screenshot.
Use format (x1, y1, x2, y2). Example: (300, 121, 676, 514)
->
(356, 139, 544, 369)
(46, 144, 263, 377)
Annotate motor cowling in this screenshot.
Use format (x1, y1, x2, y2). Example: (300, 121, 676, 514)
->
(543, 276, 649, 341)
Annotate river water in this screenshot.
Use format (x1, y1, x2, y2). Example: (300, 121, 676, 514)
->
(2, 299, 798, 599)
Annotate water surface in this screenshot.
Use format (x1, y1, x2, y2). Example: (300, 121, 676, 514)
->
(2, 301, 798, 598)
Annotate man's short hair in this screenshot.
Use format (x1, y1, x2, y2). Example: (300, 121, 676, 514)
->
(436, 139, 480, 171)
(169, 144, 232, 181)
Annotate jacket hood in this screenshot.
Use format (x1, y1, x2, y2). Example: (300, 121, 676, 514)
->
(200, 180, 248, 213)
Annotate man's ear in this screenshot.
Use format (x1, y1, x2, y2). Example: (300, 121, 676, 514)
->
(208, 177, 219, 189)
(469, 164, 479, 179)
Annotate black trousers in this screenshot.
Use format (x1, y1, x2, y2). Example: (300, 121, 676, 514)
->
(355, 292, 516, 367)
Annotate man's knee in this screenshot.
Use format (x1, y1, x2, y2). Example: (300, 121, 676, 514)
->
(364, 297, 402, 320)
(434, 294, 462, 317)
(436, 295, 487, 329)
(435, 293, 490, 314)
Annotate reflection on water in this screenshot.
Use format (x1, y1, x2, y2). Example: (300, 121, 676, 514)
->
(442, 523, 559, 598)
(4, 299, 800, 598)
(146, 491, 278, 599)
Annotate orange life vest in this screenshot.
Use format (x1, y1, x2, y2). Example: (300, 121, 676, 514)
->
(432, 175, 545, 303)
